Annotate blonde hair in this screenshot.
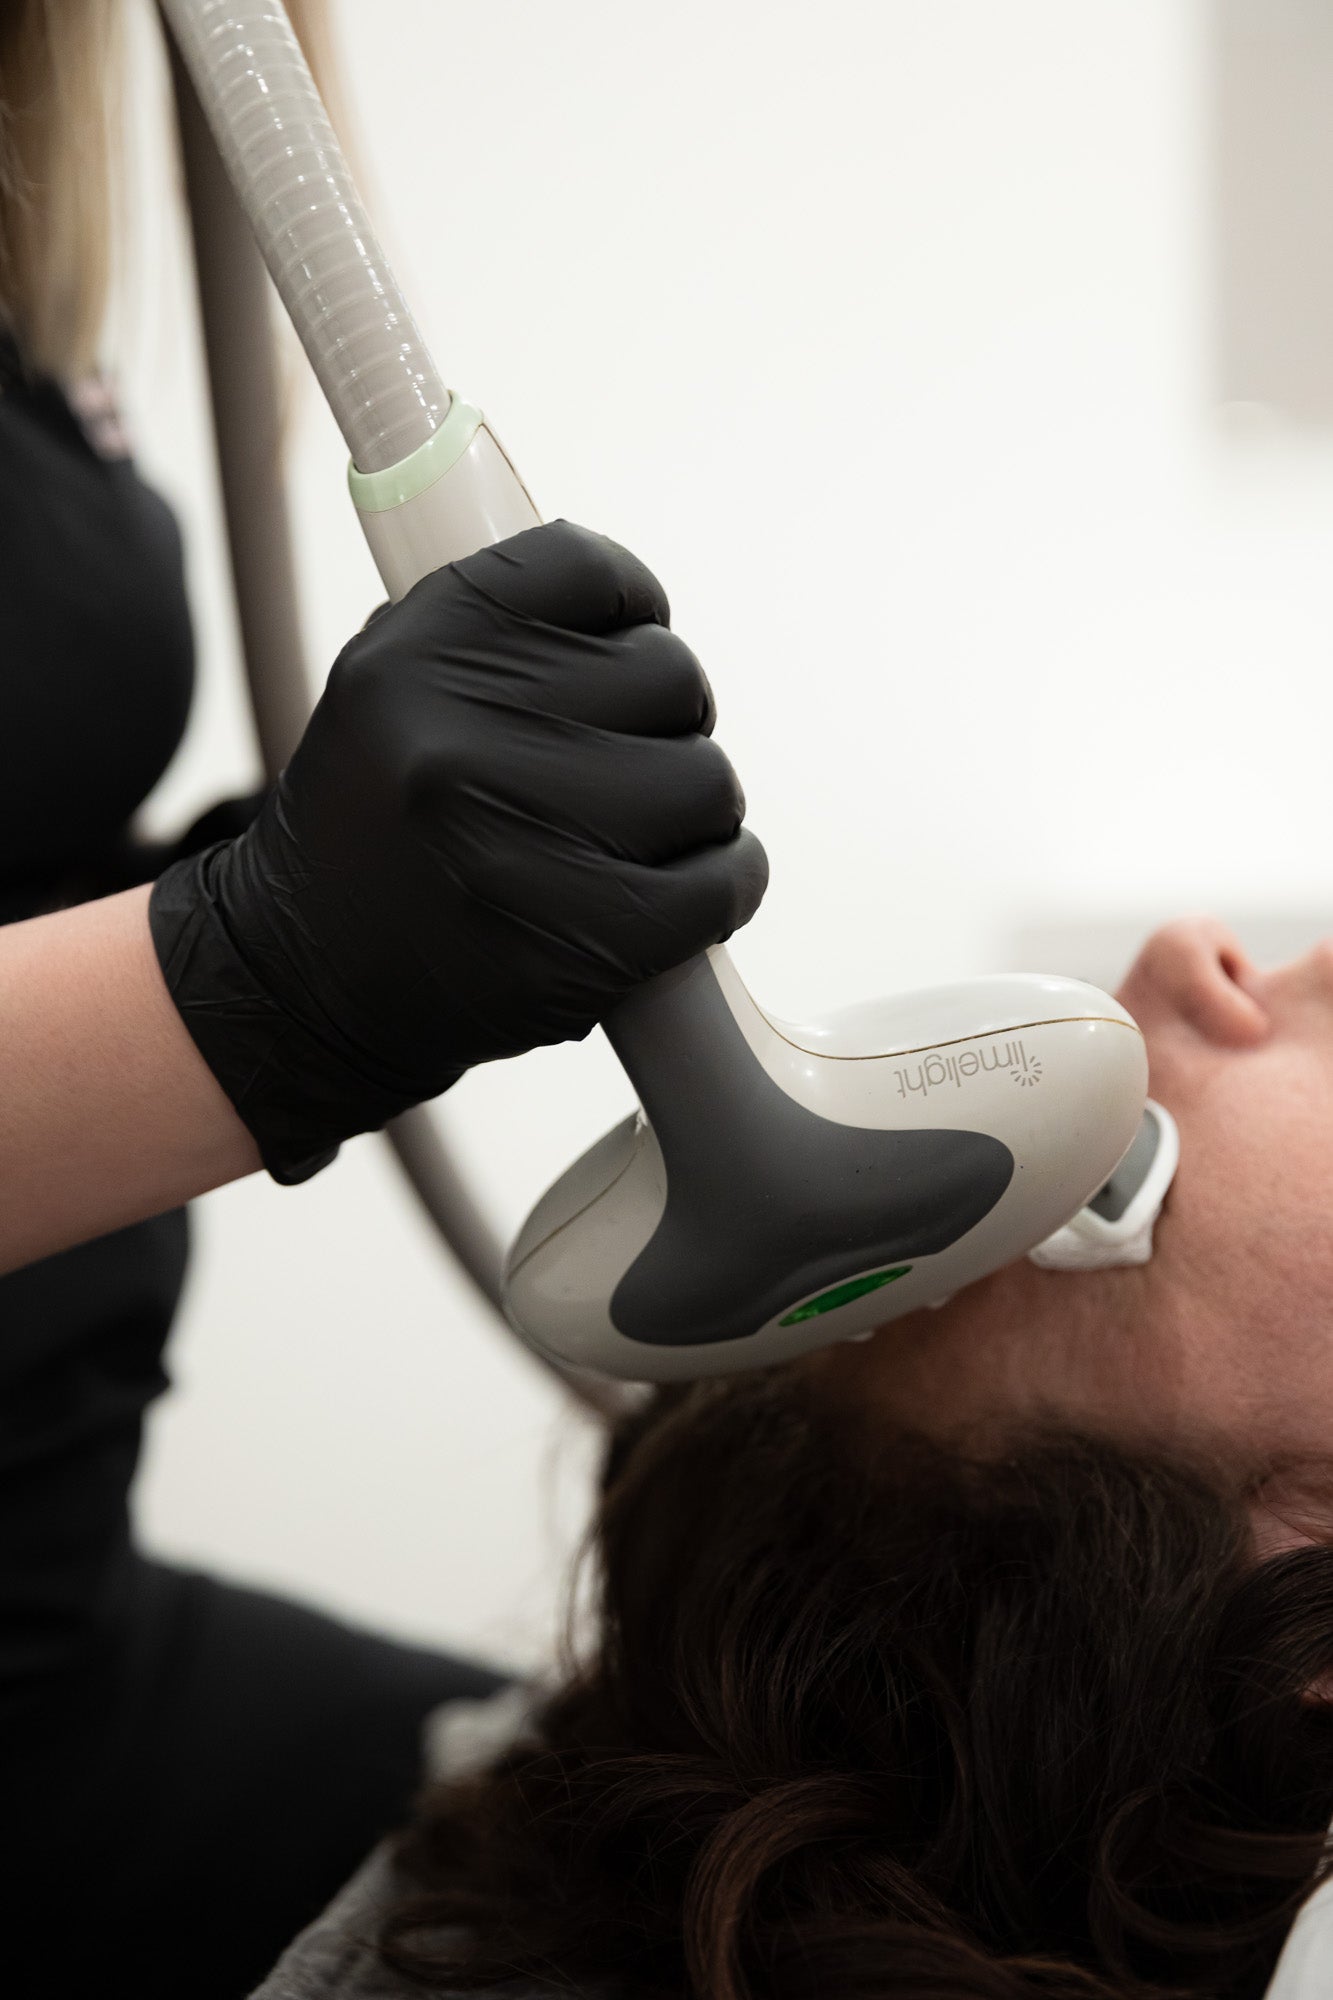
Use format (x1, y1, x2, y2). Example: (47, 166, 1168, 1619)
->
(0, 0, 336, 382)
(0, 0, 119, 378)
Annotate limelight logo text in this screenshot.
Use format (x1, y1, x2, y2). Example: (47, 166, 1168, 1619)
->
(894, 1039, 1043, 1099)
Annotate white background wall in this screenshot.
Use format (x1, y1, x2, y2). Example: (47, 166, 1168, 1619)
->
(122, 0, 1333, 1672)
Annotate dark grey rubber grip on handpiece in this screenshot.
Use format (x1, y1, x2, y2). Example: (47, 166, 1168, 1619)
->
(604, 955, 1015, 1348)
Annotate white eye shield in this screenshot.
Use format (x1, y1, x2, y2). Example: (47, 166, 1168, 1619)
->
(1029, 1098, 1179, 1273)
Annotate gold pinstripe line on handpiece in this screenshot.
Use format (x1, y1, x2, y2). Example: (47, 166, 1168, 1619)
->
(760, 1016, 1141, 1064)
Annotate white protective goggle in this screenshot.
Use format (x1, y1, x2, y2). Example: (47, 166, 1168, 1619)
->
(1028, 1099, 1180, 1273)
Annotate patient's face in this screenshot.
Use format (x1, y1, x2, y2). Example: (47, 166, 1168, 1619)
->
(823, 919, 1333, 1530)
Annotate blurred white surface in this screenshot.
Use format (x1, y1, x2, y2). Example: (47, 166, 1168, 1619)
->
(124, 0, 1333, 1668)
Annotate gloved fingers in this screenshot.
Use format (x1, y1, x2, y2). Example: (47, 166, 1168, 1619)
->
(429, 617, 719, 738)
(601, 733, 748, 861)
(418, 726, 749, 873)
(521, 620, 717, 737)
(446, 823, 770, 1016)
(447, 519, 670, 634)
(613, 827, 771, 976)
(336, 539, 714, 737)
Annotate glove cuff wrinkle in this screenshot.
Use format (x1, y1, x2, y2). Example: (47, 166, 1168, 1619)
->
(149, 852, 451, 1185)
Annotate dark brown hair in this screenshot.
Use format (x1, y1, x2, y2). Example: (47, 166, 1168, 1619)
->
(381, 1373, 1333, 1999)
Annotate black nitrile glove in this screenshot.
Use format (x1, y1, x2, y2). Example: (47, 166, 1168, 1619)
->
(149, 521, 768, 1183)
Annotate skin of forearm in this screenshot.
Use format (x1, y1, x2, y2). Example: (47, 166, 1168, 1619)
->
(0, 885, 261, 1274)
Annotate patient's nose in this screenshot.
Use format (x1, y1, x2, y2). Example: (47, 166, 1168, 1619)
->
(1116, 919, 1267, 1049)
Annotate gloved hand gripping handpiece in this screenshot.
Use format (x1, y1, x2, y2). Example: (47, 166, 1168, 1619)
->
(150, 525, 767, 1183)
(159, 0, 1152, 1381)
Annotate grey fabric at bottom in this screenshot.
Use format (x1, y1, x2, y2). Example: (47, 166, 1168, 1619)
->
(247, 1846, 415, 2000)
(248, 1683, 563, 2000)
(246, 1844, 558, 2000)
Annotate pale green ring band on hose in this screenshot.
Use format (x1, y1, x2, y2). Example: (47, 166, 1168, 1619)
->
(347, 393, 485, 513)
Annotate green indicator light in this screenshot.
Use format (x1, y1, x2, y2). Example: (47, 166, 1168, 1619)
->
(779, 1266, 913, 1327)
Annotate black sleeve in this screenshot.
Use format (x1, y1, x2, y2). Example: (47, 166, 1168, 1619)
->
(0, 350, 510, 1997)
(0, 1221, 510, 2000)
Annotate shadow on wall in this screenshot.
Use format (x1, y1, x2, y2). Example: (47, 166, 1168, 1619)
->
(1213, 0, 1333, 424)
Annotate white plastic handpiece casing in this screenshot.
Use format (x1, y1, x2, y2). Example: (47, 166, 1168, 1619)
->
(351, 403, 541, 602)
(505, 961, 1148, 1381)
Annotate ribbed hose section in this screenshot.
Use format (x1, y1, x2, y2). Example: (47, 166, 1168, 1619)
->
(160, 0, 448, 472)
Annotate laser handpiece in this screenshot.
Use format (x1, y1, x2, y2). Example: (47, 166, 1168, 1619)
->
(160, 0, 1150, 1382)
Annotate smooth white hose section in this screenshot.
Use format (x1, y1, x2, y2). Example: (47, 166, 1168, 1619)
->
(159, 0, 448, 473)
